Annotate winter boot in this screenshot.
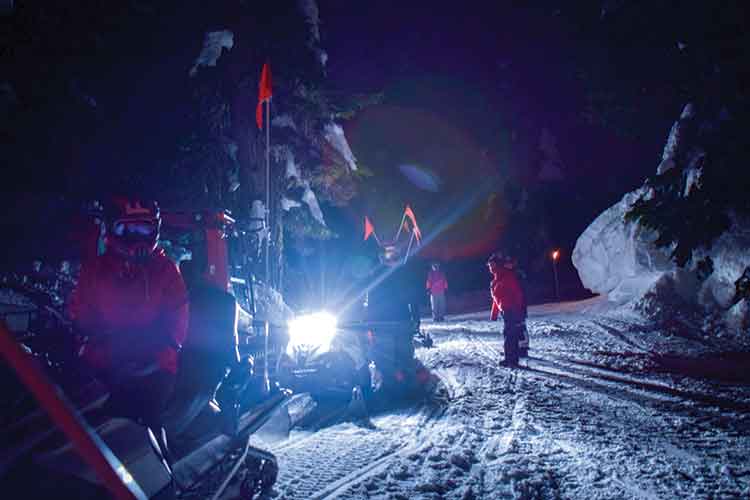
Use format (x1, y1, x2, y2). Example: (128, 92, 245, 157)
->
(517, 323, 529, 357)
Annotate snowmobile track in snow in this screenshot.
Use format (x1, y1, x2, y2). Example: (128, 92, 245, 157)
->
(265, 380, 452, 499)
(590, 318, 650, 353)
(463, 323, 750, 423)
(412, 315, 750, 498)
(527, 355, 750, 414)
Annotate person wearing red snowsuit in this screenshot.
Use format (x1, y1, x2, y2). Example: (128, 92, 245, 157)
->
(69, 222, 188, 427)
(488, 254, 525, 367)
(426, 263, 448, 321)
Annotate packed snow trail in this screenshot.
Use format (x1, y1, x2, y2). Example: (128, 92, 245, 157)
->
(203, 299, 750, 499)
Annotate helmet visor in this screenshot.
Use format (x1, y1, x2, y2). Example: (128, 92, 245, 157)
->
(113, 220, 158, 238)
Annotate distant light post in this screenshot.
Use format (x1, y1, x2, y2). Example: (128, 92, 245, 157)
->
(551, 250, 560, 301)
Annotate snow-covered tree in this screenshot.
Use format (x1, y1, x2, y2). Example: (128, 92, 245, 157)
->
(178, 1, 378, 289)
(2, 1, 376, 288)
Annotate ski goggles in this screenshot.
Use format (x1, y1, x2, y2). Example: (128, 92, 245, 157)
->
(112, 220, 158, 238)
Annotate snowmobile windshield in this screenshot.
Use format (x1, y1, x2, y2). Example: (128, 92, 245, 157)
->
(112, 220, 158, 238)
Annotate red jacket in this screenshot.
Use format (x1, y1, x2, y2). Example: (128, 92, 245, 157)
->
(69, 249, 189, 374)
(490, 266, 525, 320)
(426, 269, 448, 295)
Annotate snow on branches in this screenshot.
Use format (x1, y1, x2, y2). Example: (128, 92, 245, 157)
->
(189, 30, 234, 77)
(324, 123, 358, 172)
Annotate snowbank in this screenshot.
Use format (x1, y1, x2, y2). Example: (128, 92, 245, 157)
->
(572, 104, 750, 335)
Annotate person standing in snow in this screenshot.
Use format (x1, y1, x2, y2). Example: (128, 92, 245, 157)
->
(488, 252, 526, 367)
(69, 195, 188, 431)
(426, 262, 448, 322)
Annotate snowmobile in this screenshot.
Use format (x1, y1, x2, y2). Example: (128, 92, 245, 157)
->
(278, 253, 430, 403)
(363, 205, 432, 348)
(277, 304, 421, 404)
(0, 210, 291, 499)
(364, 205, 423, 267)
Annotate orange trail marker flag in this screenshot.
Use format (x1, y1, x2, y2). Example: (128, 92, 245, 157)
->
(404, 205, 422, 243)
(256, 62, 272, 129)
(364, 216, 378, 243)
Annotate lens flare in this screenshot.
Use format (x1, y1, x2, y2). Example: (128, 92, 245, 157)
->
(287, 311, 338, 354)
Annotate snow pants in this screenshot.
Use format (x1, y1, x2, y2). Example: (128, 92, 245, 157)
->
(502, 310, 523, 366)
(103, 368, 176, 429)
(430, 292, 446, 321)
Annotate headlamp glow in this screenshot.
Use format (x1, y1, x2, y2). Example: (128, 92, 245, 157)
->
(287, 311, 338, 354)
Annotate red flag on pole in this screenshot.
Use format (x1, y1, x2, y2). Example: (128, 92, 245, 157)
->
(256, 62, 273, 129)
(364, 216, 375, 241)
(404, 205, 422, 243)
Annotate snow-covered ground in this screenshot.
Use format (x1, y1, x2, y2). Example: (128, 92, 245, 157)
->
(208, 298, 750, 499)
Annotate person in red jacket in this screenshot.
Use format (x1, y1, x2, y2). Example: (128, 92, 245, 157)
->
(69, 196, 188, 428)
(426, 262, 448, 321)
(488, 251, 525, 367)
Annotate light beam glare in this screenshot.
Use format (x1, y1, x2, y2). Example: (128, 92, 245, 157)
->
(336, 178, 499, 317)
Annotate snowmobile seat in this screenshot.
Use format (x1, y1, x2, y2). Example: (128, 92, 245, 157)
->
(162, 279, 240, 436)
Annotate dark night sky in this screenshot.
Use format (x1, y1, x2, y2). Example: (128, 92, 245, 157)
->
(6, 1, 742, 297)
(315, 1, 674, 277)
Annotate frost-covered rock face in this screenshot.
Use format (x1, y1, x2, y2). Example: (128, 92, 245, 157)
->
(572, 187, 673, 303)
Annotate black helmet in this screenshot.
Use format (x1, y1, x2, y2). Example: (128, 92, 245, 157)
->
(487, 251, 514, 269)
(103, 196, 161, 260)
(487, 251, 504, 266)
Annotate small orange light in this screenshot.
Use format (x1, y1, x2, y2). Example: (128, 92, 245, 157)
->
(552, 250, 560, 261)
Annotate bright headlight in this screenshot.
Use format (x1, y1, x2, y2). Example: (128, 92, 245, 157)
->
(287, 311, 338, 353)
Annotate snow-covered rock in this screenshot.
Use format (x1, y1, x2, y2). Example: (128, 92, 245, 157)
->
(572, 104, 750, 335)
(324, 123, 357, 171)
(693, 219, 750, 309)
(572, 187, 673, 303)
(189, 30, 234, 77)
